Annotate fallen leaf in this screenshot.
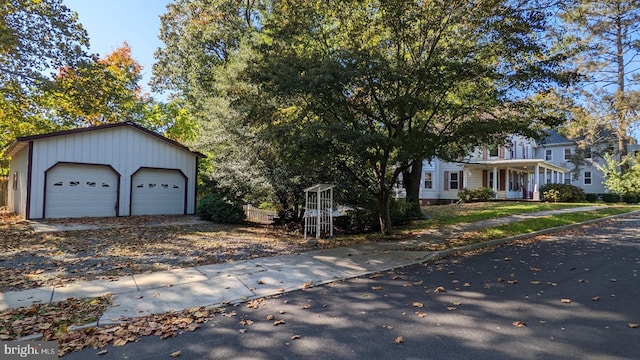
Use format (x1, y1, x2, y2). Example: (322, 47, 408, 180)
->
(291, 335, 301, 340)
(463, 283, 471, 287)
(97, 349, 108, 355)
(273, 319, 286, 326)
(512, 321, 526, 328)
(434, 286, 446, 293)
(447, 307, 457, 311)
(394, 336, 405, 344)
(412, 302, 424, 308)
(170, 350, 181, 358)
(266, 314, 275, 321)
(507, 280, 518, 285)
(628, 323, 639, 329)
(530, 281, 541, 285)
(561, 298, 572, 303)
(452, 302, 461, 306)
(591, 296, 600, 301)
(301, 304, 311, 309)
(415, 312, 427, 318)
(372, 286, 383, 291)
(610, 278, 617, 282)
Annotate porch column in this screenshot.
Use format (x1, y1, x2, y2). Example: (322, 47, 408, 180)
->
(493, 166, 498, 199)
(544, 168, 548, 184)
(533, 165, 540, 200)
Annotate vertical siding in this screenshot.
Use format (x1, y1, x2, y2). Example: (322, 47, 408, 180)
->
(8, 146, 30, 217)
(27, 126, 198, 218)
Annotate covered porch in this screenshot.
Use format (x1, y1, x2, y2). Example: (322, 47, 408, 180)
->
(462, 159, 569, 200)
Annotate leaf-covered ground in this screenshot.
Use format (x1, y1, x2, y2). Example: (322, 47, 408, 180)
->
(0, 212, 348, 293)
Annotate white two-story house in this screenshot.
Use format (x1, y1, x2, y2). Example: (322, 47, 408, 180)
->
(397, 131, 627, 205)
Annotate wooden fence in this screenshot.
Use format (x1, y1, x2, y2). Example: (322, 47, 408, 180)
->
(243, 204, 278, 224)
(0, 176, 8, 208)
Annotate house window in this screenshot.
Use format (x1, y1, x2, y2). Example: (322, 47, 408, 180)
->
(564, 173, 571, 185)
(449, 172, 459, 190)
(564, 148, 572, 161)
(584, 171, 592, 185)
(395, 178, 404, 188)
(424, 172, 433, 189)
(489, 145, 498, 157)
(584, 147, 592, 159)
(545, 150, 552, 161)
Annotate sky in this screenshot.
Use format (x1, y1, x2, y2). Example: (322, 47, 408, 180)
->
(62, 0, 172, 99)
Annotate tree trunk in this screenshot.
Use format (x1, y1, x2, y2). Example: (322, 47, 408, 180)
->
(615, 13, 629, 174)
(402, 159, 423, 218)
(378, 188, 392, 235)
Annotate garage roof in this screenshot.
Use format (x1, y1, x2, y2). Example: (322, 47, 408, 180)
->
(3, 122, 206, 158)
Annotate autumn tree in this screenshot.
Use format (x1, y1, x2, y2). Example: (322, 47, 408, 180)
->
(560, 0, 640, 173)
(0, 0, 88, 155)
(43, 43, 150, 127)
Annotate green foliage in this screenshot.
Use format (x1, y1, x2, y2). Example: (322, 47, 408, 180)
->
(601, 153, 640, 197)
(458, 188, 496, 203)
(335, 208, 377, 234)
(585, 193, 599, 202)
(622, 194, 638, 204)
(197, 193, 246, 224)
(540, 183, 586, 202)
(542, 189, 561, 203)
(602, 193, 620, 203)
(0, 0, 88, 153)
(154, 0, 574, 235)
(559, 0, 640, 173)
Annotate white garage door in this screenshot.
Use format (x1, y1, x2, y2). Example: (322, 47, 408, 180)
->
(131, 169, 186, 215)
(45, 163, 118, 218)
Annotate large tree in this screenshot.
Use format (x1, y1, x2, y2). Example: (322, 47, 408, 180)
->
(153, 0, 573, 234)
(560, 0, 640, 173)
(0, 0, 88, 153)
(238, 0, 572, 233)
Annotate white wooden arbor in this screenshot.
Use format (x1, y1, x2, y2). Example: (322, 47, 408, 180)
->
(303, 184, 335, 239)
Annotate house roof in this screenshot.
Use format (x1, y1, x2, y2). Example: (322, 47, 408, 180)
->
(463, 159, 569, 173)
(3, 122, 205, 158)
(538, 130, 573, 146)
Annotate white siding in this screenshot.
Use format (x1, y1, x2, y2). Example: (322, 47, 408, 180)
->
(27, 126, 198, 219)
(7, 146, 29, 217)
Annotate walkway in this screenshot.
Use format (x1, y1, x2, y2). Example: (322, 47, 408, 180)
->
(0, 205, 616, 328)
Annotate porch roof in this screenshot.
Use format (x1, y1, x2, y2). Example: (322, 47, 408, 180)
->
(461, 159, 569, 173)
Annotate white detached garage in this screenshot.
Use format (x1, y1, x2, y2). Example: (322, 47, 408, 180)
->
(5, 122, 204, 219)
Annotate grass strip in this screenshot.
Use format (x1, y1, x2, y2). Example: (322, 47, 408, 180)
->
(447, 207, 638, 248)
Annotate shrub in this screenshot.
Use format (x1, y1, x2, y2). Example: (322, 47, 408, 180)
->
(543, 189, 561, 203)
(585, 193, 599, 202)
(458, 187, 495, 203)
(622, 194, 639, 204)
(601, 193, 620, 203)
(197, 193, 246, 224)
(539, 184, 586, 203)
(335, 208, 377, 234)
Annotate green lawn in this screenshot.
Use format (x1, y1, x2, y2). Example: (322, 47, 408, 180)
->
(411, 202, 640, 249)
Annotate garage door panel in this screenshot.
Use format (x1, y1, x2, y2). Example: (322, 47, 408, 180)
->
(131, 169, 185, 215)
(45, 164, 118, 218)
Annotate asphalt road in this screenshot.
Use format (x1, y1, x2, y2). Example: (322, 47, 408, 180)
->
(66, 213, 640, 360)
